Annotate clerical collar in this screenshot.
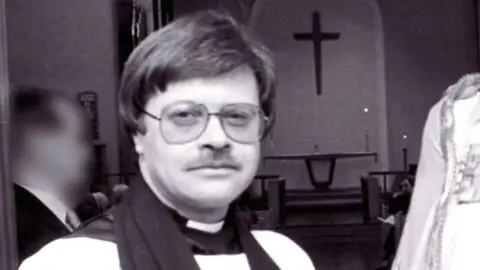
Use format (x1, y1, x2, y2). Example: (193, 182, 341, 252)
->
(167, 205, 242, 254)
(140, 166, 226, 234)
(186, 219, 224, 234)
(168, 207, 226, 234)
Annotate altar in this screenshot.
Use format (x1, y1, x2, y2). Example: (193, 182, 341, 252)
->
(264, 152, 378, 190)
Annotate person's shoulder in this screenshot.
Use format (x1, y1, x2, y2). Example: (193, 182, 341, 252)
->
(67, 212, 115, 242)
(19, 213, 118, 270)
(19, 236, 119, 270)
(452, 92, 479, 112)
(427, 92, 479, 119)
(251, 230, 315, 270)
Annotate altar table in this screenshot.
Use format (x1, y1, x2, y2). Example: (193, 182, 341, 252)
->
(264, 152, 377, 190)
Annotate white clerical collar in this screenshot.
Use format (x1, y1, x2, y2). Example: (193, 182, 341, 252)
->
(139, 162, 225, 234)
(18, 184, 73, 231)
(186, 219, 224, 234)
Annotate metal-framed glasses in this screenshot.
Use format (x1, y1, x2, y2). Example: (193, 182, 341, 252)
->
(142, 101, 267, 144)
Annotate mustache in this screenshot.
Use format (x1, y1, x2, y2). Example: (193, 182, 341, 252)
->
(186, 155, 241, 171)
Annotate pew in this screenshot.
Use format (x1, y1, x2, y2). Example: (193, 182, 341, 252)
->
(261, 152, 381, 226)
(360, 175, 382, 223)
(250, 174, 382, 226)
(251, 176, 286, 230)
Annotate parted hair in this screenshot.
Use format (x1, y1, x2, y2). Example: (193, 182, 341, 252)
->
(118, 9, 276, 138)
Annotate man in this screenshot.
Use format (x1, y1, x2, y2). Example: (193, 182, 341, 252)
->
(377, 173, 414, 268)
(393, 74, 480, 269)
(19, 10, 315, 270)
(11, 86, 93, 262)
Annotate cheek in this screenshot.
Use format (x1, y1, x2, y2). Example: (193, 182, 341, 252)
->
(29, 139, 60, 163)
(143, 135, 191, 173)
(237, 144, 261, 173)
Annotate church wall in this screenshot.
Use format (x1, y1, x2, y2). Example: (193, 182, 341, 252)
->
(174, 0, 255, 24)
(252, 0, 383, 189)
(6, 0, 120, 177)
(252, 0, 479, 189)
(5, 0, 478, 190)
(379, 0, 478, 170)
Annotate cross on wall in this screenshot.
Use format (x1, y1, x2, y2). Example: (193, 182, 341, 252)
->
(293, 12, 341, 95)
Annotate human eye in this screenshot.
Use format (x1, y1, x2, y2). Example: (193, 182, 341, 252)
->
(222, 108, 255, 126)
(167, 108, 203, 125)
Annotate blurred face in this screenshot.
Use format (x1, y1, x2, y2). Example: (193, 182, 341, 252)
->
(25, 99, 92, 190)
(133, 67, 262, 210)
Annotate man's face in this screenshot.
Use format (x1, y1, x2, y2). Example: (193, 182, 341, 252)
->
(26, 99, 92, 188)
(133, 67, 261, 209)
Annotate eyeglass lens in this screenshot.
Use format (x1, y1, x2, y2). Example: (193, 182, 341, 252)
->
(159, 102, 264, 144)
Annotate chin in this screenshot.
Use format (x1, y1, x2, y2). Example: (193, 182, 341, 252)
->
(184, 192, 237, 209)
(175, 174, 251, 208)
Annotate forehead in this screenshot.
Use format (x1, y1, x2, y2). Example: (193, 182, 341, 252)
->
(145, 67, 259, 112)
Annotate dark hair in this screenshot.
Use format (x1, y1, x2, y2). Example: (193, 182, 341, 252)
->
(119, 9, 276, 137)
(11, 86, 88, 147)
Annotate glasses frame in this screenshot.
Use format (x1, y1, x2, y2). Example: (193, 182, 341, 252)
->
(141, 101, 268, 145)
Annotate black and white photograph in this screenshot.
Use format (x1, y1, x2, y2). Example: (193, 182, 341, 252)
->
(0, 0, 479, 269)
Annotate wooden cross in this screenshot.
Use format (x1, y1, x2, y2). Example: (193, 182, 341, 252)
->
(293, 12, 341, 95)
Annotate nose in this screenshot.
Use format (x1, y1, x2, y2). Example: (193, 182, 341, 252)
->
(199, 116, 230, 150)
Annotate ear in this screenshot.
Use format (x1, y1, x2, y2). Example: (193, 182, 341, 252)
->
(132, 133, 145, 154)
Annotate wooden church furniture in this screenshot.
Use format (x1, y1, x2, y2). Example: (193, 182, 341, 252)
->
(368, 165, 416, 216)
(360, 175, 382, 223)
(92, 143, 108, 192)
(368, 170, 409, 193)
(264, 176, 287, 229)
(274, 179, 381, 225)
(284, 187, 364, 213)
(252, 176, 286, 230)
(253, 174, 281, 199)
(264, 152, 377, 190)
(250, 174, 382, 226)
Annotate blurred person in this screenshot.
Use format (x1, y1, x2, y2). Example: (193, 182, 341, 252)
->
(20, 10, 314, 270)
(111, 183, 129, 206)
(92, 191, 109, 210)
(393, 74, 480, 270)
(76, 192, 110, 222)
(11, 86, 93, 262)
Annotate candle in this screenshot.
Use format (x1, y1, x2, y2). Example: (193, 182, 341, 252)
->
(364, 108, 370, 152)
(402, 134, 408, 170)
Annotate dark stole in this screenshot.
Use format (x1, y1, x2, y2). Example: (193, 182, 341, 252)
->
(113, 177, 281, 270)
